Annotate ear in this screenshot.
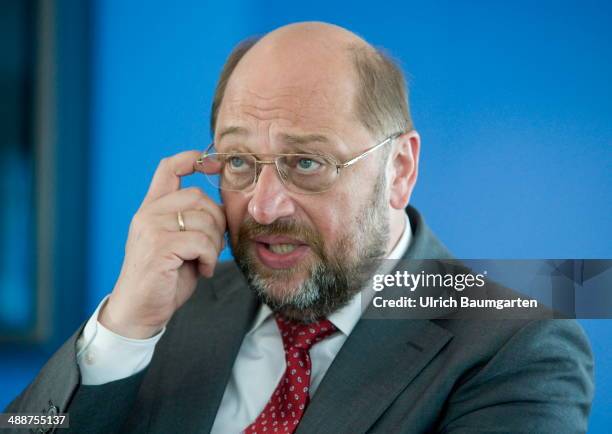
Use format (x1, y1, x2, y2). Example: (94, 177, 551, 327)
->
(388, 130, 420, 209)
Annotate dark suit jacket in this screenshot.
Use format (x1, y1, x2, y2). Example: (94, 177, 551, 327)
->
(6, 206, 594, 433)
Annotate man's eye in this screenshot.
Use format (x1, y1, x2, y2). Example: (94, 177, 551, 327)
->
(296, 158, 322, 172)
(229, 156, 247, 169)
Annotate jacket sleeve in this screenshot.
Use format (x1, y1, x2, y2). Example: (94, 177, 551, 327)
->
(3, 323, 146, 434)
(439, 319, 594, 434)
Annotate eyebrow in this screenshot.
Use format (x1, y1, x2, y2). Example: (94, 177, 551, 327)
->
(217, 126, 249, 141)
(279, 133, 333, 146)
(217, 127, 333, 148)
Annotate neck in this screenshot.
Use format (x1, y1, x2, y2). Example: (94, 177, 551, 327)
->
(386, 209, 406, 255)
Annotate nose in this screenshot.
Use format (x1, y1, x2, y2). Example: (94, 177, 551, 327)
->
(247, 164, 296, 225)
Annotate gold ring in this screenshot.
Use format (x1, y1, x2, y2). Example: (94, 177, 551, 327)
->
(177, 211, 186, 232)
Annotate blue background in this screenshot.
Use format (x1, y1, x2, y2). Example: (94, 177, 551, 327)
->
(2, 0, 610, 430)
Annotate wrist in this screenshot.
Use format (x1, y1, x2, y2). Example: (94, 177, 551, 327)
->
(98, 296, 163, 339)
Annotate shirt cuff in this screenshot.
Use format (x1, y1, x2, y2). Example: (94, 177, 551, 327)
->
(76, 294, 166, 385)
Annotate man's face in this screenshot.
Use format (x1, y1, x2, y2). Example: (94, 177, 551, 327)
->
(215, 34, 391, 321)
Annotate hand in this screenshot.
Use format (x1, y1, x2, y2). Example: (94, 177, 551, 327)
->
(98, 151, 226, 338)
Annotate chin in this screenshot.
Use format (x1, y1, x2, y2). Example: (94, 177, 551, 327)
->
(259, 275, 309, 300)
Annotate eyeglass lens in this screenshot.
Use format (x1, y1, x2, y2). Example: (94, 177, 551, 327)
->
(196, 153, 338, 193)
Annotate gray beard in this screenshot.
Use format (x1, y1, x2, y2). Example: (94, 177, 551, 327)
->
(232, 170, 390, 323)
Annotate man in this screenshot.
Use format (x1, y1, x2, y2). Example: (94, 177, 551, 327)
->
(6, 22, 593, 433)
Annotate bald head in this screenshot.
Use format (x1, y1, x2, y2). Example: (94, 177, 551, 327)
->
(248, 22, 369, 71)
(210, 21, 412, 142)
(253, 21, 368, 55)
(228, 22, 365, 107)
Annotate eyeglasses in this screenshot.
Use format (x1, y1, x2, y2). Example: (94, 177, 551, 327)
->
(194, 132, 403, 194)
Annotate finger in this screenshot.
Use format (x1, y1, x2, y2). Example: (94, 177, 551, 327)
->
(143, 151, 202, 206)
(164, 231, 220, 272)
(194, 150, 223, 175)
(145, 188, 226, 233)
(156, 210, 225, 251)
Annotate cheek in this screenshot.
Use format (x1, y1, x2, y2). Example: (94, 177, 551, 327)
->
(310, 193, 354, 243)
(332, 176, 380, 225)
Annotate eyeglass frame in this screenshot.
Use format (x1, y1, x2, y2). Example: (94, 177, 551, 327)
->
(194, 131, 404, 194)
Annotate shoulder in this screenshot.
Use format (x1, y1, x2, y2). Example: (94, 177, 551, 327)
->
(437, 316, 592, 363)
(434, 317, 594, 432)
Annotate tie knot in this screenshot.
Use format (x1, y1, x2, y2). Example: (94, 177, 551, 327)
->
(275, 314, 338, 352)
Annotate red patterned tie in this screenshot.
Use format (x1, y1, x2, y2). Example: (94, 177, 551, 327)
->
(244, 314, 338, 434)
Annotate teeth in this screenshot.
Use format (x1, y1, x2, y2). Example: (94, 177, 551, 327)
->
(268, 243, 298, 254)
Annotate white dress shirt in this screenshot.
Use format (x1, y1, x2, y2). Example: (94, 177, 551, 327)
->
(76, 214, 411, 433)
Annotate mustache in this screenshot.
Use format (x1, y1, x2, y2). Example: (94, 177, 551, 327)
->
(237, 218, 326, 259)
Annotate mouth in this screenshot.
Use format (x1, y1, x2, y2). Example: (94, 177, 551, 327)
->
(253, 235, 311, 270)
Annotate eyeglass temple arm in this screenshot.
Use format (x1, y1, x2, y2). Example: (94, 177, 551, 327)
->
(197, 143, 216, 163)
(337, 132, 403, 169)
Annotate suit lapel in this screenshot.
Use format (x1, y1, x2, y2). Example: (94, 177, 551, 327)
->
(296, 318, 452, 433)
(143, 269, 259, 434)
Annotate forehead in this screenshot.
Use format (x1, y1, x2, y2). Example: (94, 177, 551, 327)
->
(216, 43, 362, 146)
(220, 84, 352, 131)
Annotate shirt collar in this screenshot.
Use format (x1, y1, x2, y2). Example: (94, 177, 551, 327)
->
(247, 213, 412, 336)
